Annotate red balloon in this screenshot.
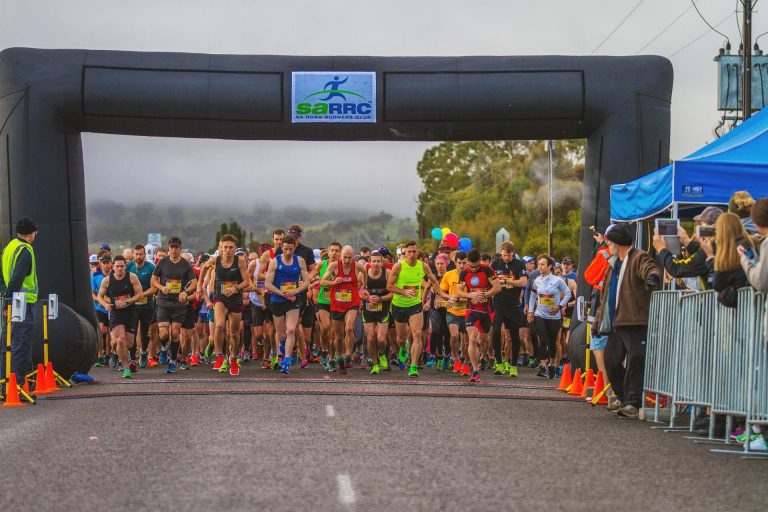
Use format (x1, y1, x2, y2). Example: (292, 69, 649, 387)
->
(444, 232, 459, 248)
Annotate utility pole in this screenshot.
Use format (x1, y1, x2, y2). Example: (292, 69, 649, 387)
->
(743, 0, 753, 120)
(547, 140, 554, 257)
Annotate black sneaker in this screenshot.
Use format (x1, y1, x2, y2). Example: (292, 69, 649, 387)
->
(109, 353, 118, 368)
(617, 404, 640, 419)
(547, 365, 557, 380)
(536, 366, 548, 378)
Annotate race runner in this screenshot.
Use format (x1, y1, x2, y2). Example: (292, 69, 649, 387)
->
(361, 250, 393, 374)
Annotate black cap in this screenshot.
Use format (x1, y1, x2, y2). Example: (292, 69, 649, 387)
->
(605, 223, 633, 246)
(562, 256, 574, 265)
(99, 255, 112, 263)
(16, 217, 37, 235)
(168, 236, 182, 247)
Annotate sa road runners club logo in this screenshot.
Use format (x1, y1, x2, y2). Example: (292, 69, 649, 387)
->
(292, 72, 376, 123)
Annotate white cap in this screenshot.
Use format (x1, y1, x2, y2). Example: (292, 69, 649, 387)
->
(89, 254, 98, 264)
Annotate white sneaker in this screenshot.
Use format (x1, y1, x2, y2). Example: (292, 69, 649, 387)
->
(747, 435, 767, 452)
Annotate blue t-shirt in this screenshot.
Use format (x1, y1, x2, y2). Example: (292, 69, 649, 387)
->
(91, 272, 108, 314)
(127, 260, 156, 306)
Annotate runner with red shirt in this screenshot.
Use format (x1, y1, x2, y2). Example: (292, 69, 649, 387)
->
(457, 248, 501, 382)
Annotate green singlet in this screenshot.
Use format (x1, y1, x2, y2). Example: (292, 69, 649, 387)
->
(317, 259, 331, 305)
(391, 259, 425, 308)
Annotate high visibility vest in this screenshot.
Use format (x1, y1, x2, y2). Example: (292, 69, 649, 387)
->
(2, 238, 38, 303)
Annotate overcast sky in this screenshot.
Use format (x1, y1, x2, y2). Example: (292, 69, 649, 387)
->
(0, 0, 757, 215)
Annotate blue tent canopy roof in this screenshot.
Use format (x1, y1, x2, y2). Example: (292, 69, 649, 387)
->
(610, 107, 768, 222)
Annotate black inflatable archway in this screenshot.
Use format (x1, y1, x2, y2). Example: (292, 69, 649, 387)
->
(0, 48, 672, 375)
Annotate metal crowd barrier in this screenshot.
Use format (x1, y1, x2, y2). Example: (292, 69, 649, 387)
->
(644, 287, 768, 457)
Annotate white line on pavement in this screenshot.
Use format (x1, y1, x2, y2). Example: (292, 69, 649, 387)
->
(336, 473, 356, 504)
(325, 404, 336, 417)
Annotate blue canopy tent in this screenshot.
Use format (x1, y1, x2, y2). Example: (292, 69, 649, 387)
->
(611, 106, 768, 222)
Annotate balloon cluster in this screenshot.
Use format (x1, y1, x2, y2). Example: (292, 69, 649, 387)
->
(430, 226, 473, 252)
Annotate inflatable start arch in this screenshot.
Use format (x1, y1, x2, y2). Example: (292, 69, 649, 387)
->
(0, 48, 672, 375)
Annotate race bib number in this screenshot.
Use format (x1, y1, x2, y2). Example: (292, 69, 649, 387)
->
(434, 298, 447, 308)
(280, 282, 297, 292)
(366, 301, 383, 311)
(562, 317, 571, 328)
(404, 285, 419, 293)
(116, 295, 129, 302)
(320, 289, 330, 302)
(166, 279, 182, 294)
(221, 281, 238, 294)
(453, 298, 468, 310)
(471, 289, 487, 302)
(540, 294, 555, 306)
(136, 296, 148, 305)
(335, 290, 352, 302)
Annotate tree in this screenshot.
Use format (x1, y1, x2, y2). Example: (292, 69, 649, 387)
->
(213, 221, 247, 252)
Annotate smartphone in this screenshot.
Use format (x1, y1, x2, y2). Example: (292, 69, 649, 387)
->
(696, 225, 716, 238)
(736, 237, 756, 261)
(655, 218, 680, 236)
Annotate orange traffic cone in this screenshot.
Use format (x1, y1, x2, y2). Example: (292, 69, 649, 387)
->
(579, 369, 596, 399)
(591, 371, 609, 405)
(45, 362, 60, 392)
(33, 363, 50, 394)
(22, 377, 30, 396)
(3, 373, 26, 407)
(558, 363, 572, 391)
(568, 368, 583, 396)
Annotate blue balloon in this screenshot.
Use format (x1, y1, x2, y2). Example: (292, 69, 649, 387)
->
(458, 237, 472, 252)
(431, 227, 443, 240)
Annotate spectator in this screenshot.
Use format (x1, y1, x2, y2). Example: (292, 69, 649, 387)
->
(702, 212, 750, 307)
(729, 190, 756, 235)
(652, 206, 723, 291)
(583, 230, 613, 388)
(594, 223, 663, 419)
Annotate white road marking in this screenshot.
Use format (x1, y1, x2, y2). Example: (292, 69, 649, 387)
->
(325, 404, 336, 417)
(336, 473, 356, 504)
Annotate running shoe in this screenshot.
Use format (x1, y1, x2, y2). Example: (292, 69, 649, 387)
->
(279, 339, 286, 356)
(735, 432, 762, 444)
(337, 358, 347, 375)
(502, 362, 511, 375)
(95, 356, 104, 367)
(148, 357, 159, 367)
(528, 358, 538, 369)
(180, 360, 189, 370)
(190, 354, 199, 366)
(229, 358, 240, 376)
(242, 350, 252, 363)
(436, 358, 444, 372)
(205, 343, 214, 360)
(128, 361, 137, 373)
(509, 366, 518, 378)
(555, 365, 563, 378)
(493, 363, 503, 375)
(122, 367, 132, 378)
(379, 354, 390, 371)
(213, 354, 225, 371)
(479, 359, 487, 371)
(536, 366, 548, 378)
(271, 355, 280, 370)
(370, 364, 381, 375)
(408, 364, 419, 377)
(166, 360, 177, 373)
(469, 371, 480, 383)
(443, 356, 451, 371)
(300, 358, 308, 369)
(453, 359, 461, 373)
(158, 350, 169, 365)
(547, 365, 557, 380)
(139, 351, 148, 368)
(426, 355, 436, 368)
(461, 363, 471, 376)
(747, 435, 768, 451)
(398, 345, 408, 364)
(280, 357, 290, 374)
(262, 358, 271, 369)
(219, 358, 229, 374)
(320, 354, 328, 365)
(109, 353, 118, 368)
(516, 356, 524, 366)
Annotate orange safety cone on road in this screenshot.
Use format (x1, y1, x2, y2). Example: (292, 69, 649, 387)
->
(33, 363, 50, 394)
(591, 371, 609, 406)
(579, 369, 596, 399)
(22, 377, 30, 396)
(3, 373, 26, 407)
(45, 362, 60, 391)
(558, 363, 572, 391)
(567, 368, 583, 396)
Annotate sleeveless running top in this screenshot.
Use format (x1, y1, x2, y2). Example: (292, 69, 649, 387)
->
(364, 268, 390, 313)
(249, 259, 265, 307)
(392, 260, 425, 308)
(317, 259, 331, 305)
(213, 255, 244, 304)
(107, 273, 135, 311)
(271, 254, 301, 304)
(330, 261, 360, 313)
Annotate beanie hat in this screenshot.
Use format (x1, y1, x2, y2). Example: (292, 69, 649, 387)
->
(605, 223, 633, 246)
(16, 217, 37, 235)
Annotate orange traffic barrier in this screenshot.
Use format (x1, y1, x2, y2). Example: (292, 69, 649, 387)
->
(590, 371, 609, 406)
(567, 368, 583, 396)
(33, 363, 50, 394)
(3, 373, 26, 407)
(579, 369, 596, 399)
(558, 363, 572, 391)
(45, 362, 60, 391)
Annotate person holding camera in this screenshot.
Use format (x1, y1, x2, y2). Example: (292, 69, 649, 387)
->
(593, 223, 663, 419)
(700, 212, 750, 307)
(652, 207, 723, 291)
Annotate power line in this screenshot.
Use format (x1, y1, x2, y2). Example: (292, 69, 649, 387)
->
(669, 13, 732, 57)
(691, 0, 731, 45)
(635, 2, 696, 54)
(736, 0, 742, 41)
(590, 0, 646, 55)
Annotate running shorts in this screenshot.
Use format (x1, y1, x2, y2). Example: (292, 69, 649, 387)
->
(465, 311, 491, 334)
(301, 302, 315, 328)
(270, 300, 301, 317)
(96, 310, 109, 326)
(251, 305, 272, 327)
(391, 303, 423, 324)
(156, 304, 188, 325)
(109, 309, 137, 335)
(212, 300, 244, 315)
(182, 306, 197, 329)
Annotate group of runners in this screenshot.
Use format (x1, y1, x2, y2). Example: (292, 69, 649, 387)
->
(90, 224, 579, 382)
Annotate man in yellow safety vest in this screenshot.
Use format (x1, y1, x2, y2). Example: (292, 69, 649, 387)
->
(0, 217, 38, 385)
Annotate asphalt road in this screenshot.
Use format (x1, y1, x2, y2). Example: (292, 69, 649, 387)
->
(1, 362, 766, 512)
